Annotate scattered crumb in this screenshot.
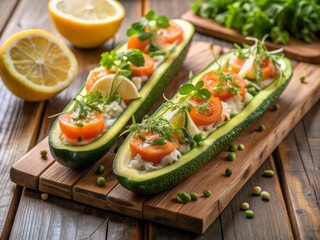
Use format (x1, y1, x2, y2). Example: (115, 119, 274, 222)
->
(40, 150, 48, 160)
(41, 193, 49, 201)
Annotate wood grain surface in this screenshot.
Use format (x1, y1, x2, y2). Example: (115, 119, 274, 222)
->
(1, 0, 319, 239)
(9, 40, 320, 233)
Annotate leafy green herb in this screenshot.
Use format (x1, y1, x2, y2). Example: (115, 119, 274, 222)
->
(100, 49, 144, 78)
(150, 137, 166, 146)
(192, 0, 320, 44)
(123, 115, 174, 142)
(127, 10, 169, 41)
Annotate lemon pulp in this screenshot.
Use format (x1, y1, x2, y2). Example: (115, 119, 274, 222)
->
(0, 29, 78, 101)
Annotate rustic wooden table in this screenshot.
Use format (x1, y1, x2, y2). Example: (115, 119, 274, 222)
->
(0, 0, 319, 239)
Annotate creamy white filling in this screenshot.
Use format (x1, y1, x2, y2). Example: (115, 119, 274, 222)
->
(129, 142, 190, 171)
(62, 101, 126, 146)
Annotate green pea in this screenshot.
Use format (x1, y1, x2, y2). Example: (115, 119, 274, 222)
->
(190, 192, 199, 201)
(261, 191, 270, 200)
(238, 144, 245, 150)
(272, 104, 280, 111)
(227, 152, 236, 161)
(225, 168, 232, 177)
(176, 192, 191, 203)
(241, 202, 250, 210)
(252, 186, 262, 195)
(245, 210, 254, 218)
(299, 76, 306, 83)
(263, 170, 275, 177)
(97, 176, 106, 186)
(229, 144, 237, 152)
(257, 124, 265, 132)
(248, 87, 257, 96)
(193, 133, 203, 143)
(96, 165, 105, 174)
(197, 141, 204, 147)
(203, 189, 212, 197)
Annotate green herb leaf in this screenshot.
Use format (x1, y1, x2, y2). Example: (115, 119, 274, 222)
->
(150, 137, 167, 146)
(179, 83, 194, 95)
(156, 15, 170, 28)
(125, 49, 144, 66)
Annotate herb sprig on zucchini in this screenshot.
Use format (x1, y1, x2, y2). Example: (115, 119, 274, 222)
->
(48, 12, 195, 168)
(113, 38, 293, 195)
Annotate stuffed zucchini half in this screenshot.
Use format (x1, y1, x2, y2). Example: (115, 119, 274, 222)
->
(49, 11, 195, 168)
(113, 37, 293, 195)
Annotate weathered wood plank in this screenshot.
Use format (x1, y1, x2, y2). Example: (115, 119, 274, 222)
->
(220, 157, 293, 239)
(0, 0, 19, 35)
(106, 213, 142, 240)
(9, 189, 110, 240)
(275, 102, 320, 239)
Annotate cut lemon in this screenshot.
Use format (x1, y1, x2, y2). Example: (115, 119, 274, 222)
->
(0, 29, 78, 101)
(48, 0, 125, 48)
(90, 74, 139, 100)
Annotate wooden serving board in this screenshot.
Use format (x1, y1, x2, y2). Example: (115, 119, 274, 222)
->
(10, 42, 320, 234)
(182, 10, 320, 63)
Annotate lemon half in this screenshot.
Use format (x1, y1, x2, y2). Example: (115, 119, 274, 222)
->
(90, 74, 139, 100)
(48, 0, 125, 48)
(0, 29, 78, 101)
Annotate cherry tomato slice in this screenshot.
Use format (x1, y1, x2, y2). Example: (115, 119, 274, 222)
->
(188, 97, 223, 126)
(229, 56, 278, 80)
(202, 69, 246, 100)
(130, 131, 179, 164)
(127, 34, 150, 53)
(131, 53, 155, 77)
(58, 112, 105, 140)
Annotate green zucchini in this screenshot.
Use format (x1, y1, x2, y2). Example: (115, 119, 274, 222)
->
(49, 19, 195, 168)
(113, 51, 293, 195)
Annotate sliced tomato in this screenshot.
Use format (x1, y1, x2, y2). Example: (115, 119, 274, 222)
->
(58, 112, 105, 140)
(188, 97, 223, 126)
(130, 131, 179, 164)
(127, 34, 150, 53)
(86, 67, 112, 92)
(131, 53, 155, 77)
(202, 69, 246, 100)
(229, 55, 278, 80)
(156, 21, 183, 44)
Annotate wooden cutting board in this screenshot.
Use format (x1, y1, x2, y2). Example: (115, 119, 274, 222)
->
(10, 42, 320, 234)
(182, 10, 320, 63)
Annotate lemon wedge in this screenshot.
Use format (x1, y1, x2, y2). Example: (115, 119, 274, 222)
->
(48, 0, 125, 48)
(90, 74, 139, 100)
(0, 29, 78, 101)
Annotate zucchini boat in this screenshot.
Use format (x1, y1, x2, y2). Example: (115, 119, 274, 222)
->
(49, 12, 195, 168)
(113, 37, 293, 195)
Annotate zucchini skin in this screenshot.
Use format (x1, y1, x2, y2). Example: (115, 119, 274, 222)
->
(114, 57, 293, 195)
(49, 21, 194, 169)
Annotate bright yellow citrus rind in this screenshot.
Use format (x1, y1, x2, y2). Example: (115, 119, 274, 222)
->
(90, 74, 140, 100)
(0, 29, 78, 101)
(48, 0, 125, 48)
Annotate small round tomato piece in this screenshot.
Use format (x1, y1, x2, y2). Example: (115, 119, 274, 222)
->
(131, 53, 155, 77)
(157, 21, 183, 44)
(58, 112, 105, 140)
(202, 70, 246, 100)
(86, 66, 112, 92)
(188, 97, 223, 126)
(130, 132, 179, 164)
(127, 34, 150, 53)
(229, 55, 278, 80)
